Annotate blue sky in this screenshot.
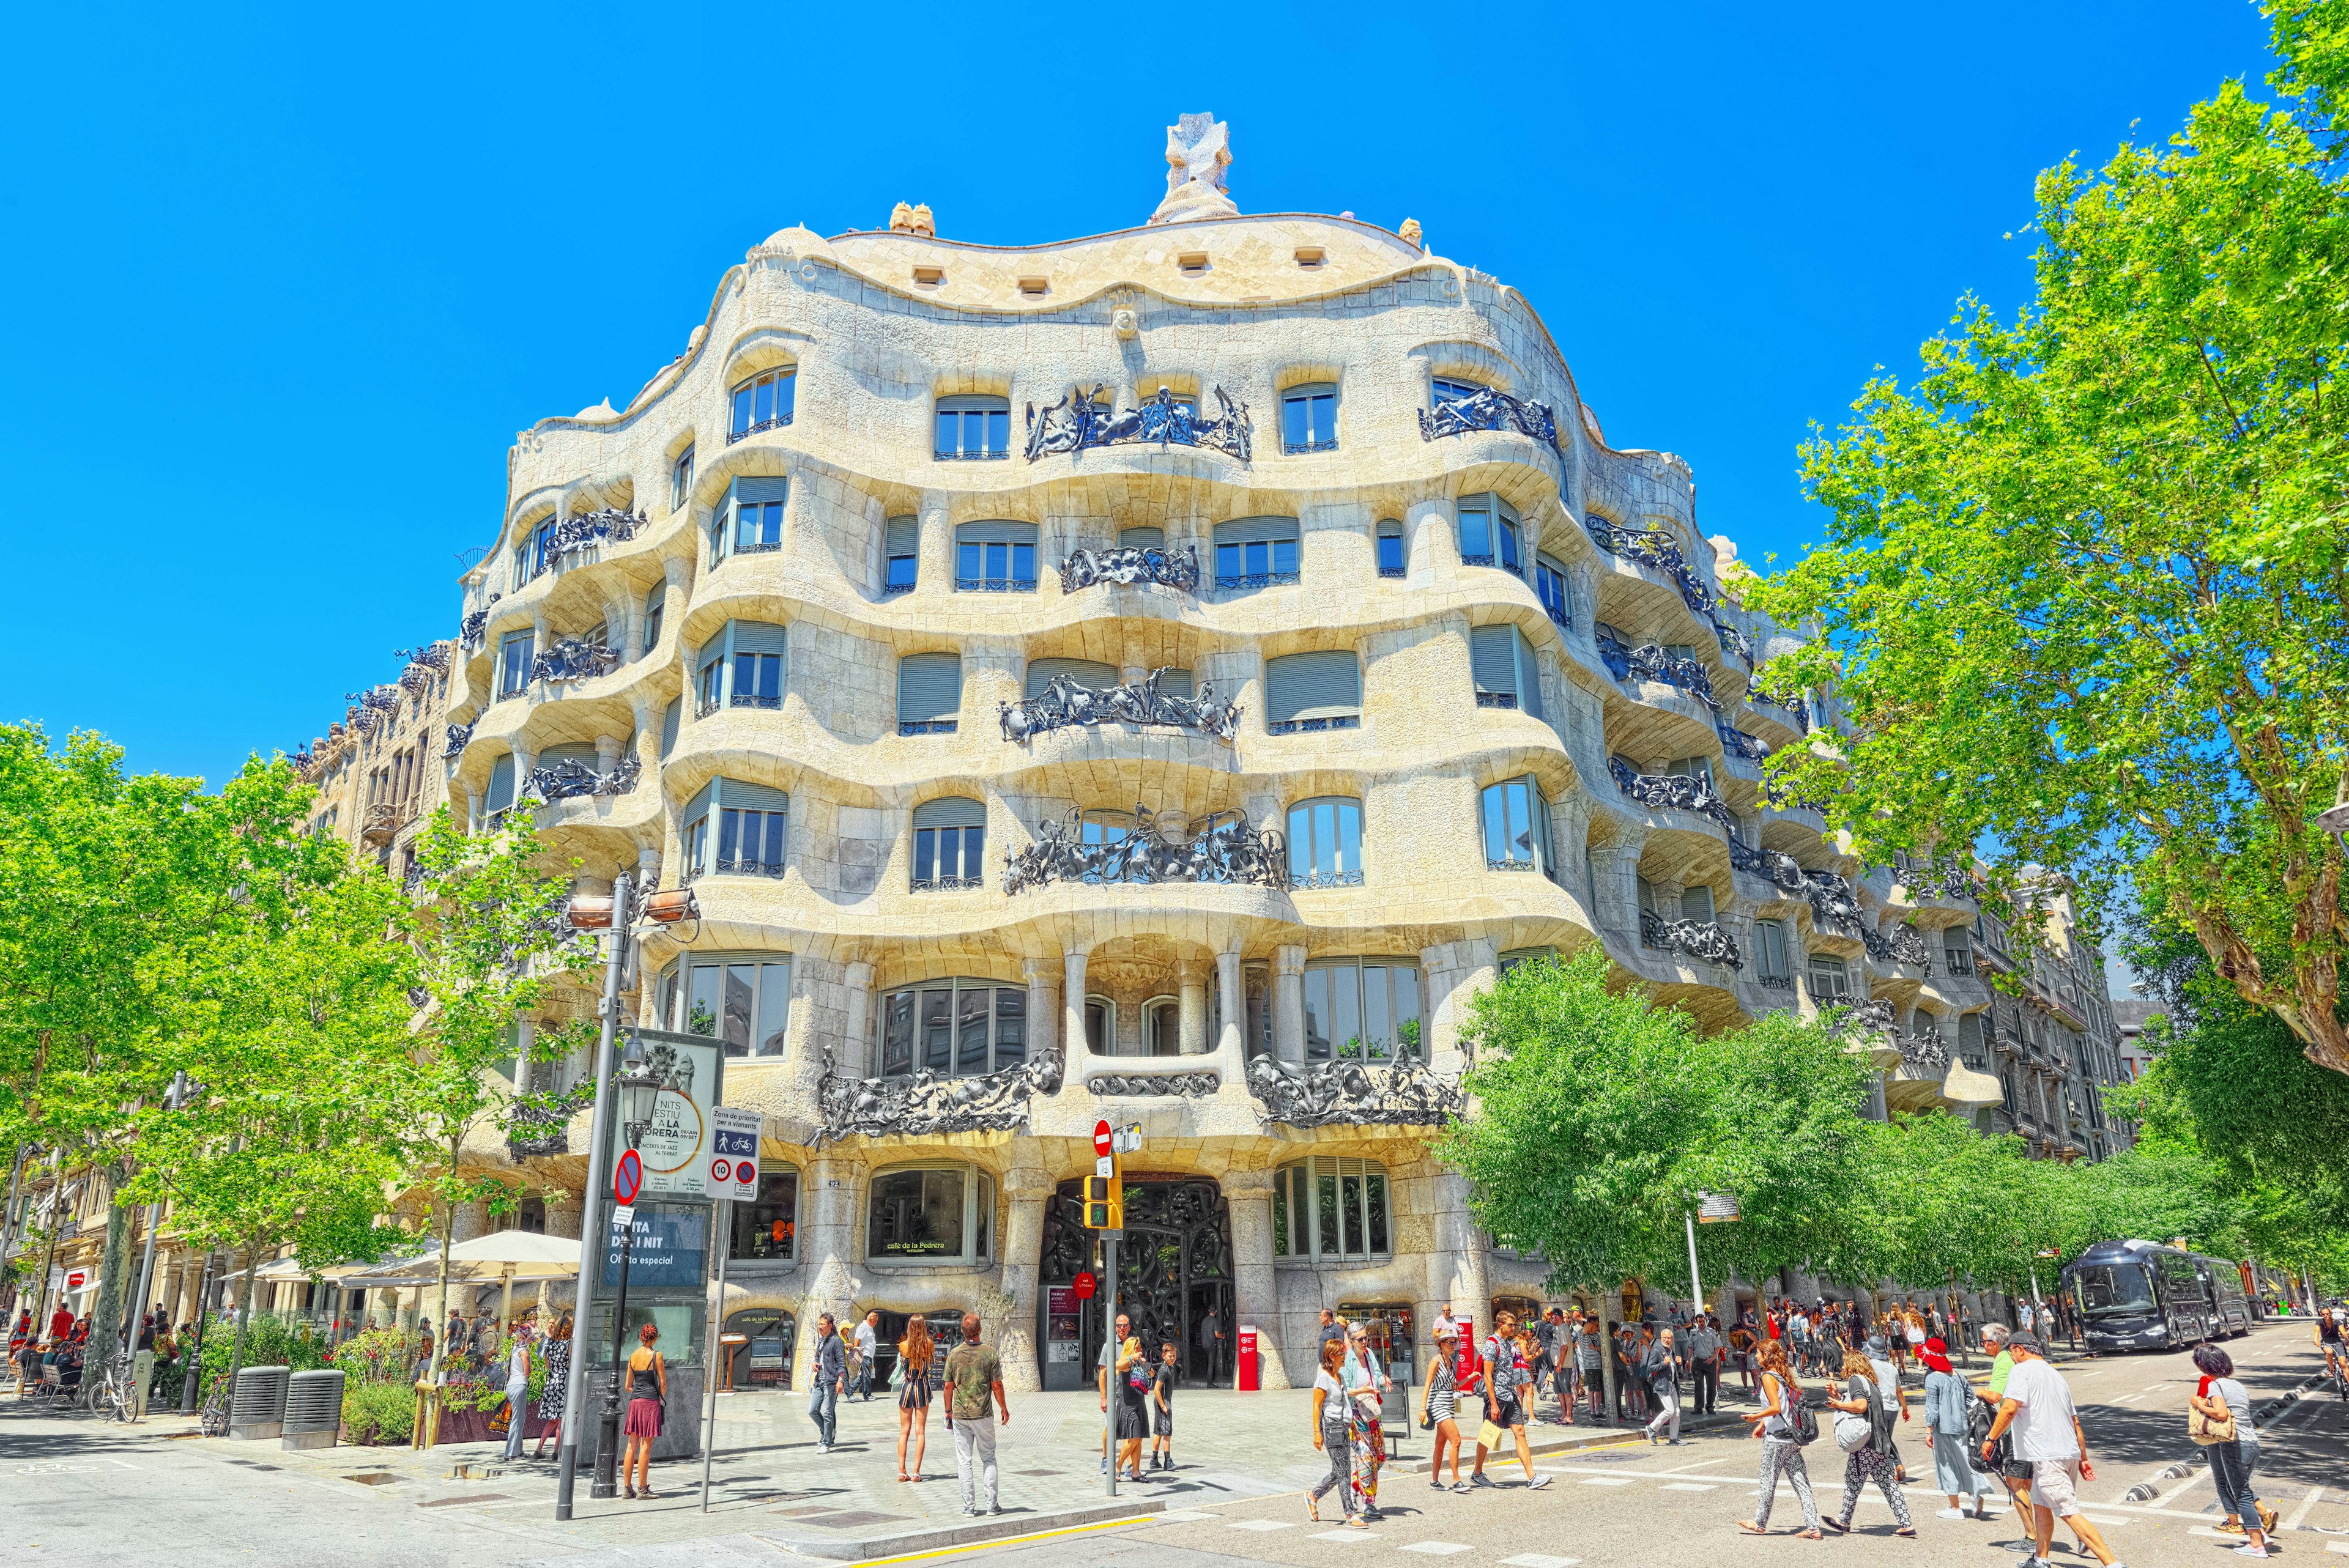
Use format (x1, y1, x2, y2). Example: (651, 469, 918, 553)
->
(0, 0, 2274, 835)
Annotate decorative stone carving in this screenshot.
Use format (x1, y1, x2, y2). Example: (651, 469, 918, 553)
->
(1608, 757, 1735, 831)
(1640, 908, 1745, 970)
(291, 745, 314, 772)
(1058, 543, 1201, 595)
(1245, 1053, 1466, 1128)
(459, 596, 500, 653)
(889, 201, 935, 237)
(1149, 112, 1237, 226)
(1024, 383, 1252, 463)
(519, 751, 640, 806)
(811, 1044, 1064, 1146)
(1000, 668, 1241, 745)
(1086, 1070, 1219, 1098)
(1418, 385, 1559, 448)
(531, 637, 620, 685)
(1400, 217, 1423, 248)
(1003, 805, 1286, 895)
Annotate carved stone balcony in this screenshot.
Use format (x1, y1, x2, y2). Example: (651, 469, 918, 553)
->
(1000, 669, 1239, 744)
(360, 803, 403, 846)
(1058, 542, 1201, 595)
(1640, 908, 1744, 970)
(1003, 806, 1286, 895)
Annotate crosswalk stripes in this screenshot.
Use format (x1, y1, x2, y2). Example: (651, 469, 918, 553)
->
(1660, 1482, 1718, 1492)
(1228, 1518, 1293, 1531)
(1397, 1542, 1475, 1555)
(1312, 1529, 1378, 1542)
(1577, 1476, 1635, 1486)
(1499, 1556, 1580, 1568)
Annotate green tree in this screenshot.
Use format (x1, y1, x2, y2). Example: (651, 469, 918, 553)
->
(1747, 9, 2349, 1075)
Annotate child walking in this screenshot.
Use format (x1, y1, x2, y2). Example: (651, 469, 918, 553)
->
(1151, 1342, 1178, 1471)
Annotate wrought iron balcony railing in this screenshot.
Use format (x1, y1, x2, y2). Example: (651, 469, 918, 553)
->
(1475, 691, 1518, 709)
(1595, 627, 1720, 710)
(1267, 714, 1357, 736)
(713, 857, 786, 878)
(1378, 566, 1407, 580)
(1486, 856, 1544, 873)
(956, 576, 1038, 593)
(1215, 570, 1301, 591)
(899, 720, 957, 736)
(1000, 668, 1241, 744)
(730, 693, 782, 711)
(443, 722, 473, 760)
(1059, 543, 1200, 594)
(1609, 757, 1735, 830)
(1640, 908, 1745, 970)
(934, 447, 1011, 461)
(1418, 386, 1560, 448)
(1757, 974, 1794, 990)
(727, 412, 793, 445)
(1003, 805, 1286, 895)
(1292, 868, 1366, 890)
(1024, 383, 1252, 462)
(1718, 723, 1770, 763)
(521, 753, 641, 806)
(1283, 437, 1340, 456)
(695, 695, 721, 720)
(1459, 553, 1496, 568)
(530, 638, 620, 685)
(910, 875, 984, 893)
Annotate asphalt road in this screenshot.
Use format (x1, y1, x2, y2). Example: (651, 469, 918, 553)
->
(888, 1322, 2349, 1568)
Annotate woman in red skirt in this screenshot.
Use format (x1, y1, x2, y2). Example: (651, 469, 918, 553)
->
(623, 1322, 667, 1498)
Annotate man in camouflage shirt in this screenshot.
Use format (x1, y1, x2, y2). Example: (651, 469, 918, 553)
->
(943, 1312, 1010, 1517)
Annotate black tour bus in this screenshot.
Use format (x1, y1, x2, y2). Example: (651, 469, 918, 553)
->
(2065, 1238, 2253, 1352)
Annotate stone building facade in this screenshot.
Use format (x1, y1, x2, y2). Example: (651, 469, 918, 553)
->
(425, 122, 2064, 1391)
(1972, 886, 2134, 1161)
(292, 641, 464, 882)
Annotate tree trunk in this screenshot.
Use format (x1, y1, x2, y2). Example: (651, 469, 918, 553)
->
(421, 1147, 459, 1448)
(86, 1180, 133, 1380)
(226, 1241, 262, 1396)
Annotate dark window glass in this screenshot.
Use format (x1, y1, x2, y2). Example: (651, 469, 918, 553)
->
(730, 1170, 798, 1260)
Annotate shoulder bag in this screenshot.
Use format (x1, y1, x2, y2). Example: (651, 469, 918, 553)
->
(2189, 1388, 2236, 1446)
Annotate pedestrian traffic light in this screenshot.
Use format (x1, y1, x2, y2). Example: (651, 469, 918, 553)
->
(1083, 1159, 1124, 1230)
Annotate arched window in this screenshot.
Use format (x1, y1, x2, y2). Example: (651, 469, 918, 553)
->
(1375, 519, 1406, 578)
(1480, 775, 1552, 875)
(653, 949, 793, 1057)
(878, 977, 1026, 1078)
(681, 778, 790, 882)
(1143, 996, 1179, 1056)
(1085, 994, 1116, 1054)
(911, 797, 985, 891)
(935, 394, 1010, 460)
(1286, 797, 1364, 889)
(1272, 1156, 1392, 1259)
(730, 365, 796, 442)
(867, 1164, 995, 1264)
(954, 521, 1037, 591)
(1282, 382, 1339, 454)
(1806, 954, 1852, 1002)
(1264, 651, 1360, 734)
(1301, 958, 1421, 1061)
(897, 653, 962, 735)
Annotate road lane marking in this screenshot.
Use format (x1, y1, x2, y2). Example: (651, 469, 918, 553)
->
(2326, 1542, 2349, 1555)
(1149, 1511, 1219, 1523)
(1312, 1529, 1378, 1541)
(1230, 1519, 1293, 1532)
(1579, 1477, 1635, 1486)
(2286, 1485, 2327, 1531)
(1399, 1543, 1475, 1555)
(844, 1512, 1168, 1566)
(1661, 1482, 1718, 1492)
(1500, 1556, 1579, 1568)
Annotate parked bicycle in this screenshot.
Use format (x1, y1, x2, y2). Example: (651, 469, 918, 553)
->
(199, 1377, 229, 1437)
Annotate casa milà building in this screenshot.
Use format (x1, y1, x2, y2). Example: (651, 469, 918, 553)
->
(444, 116, 2014, 1394)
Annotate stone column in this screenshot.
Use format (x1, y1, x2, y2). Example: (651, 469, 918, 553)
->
(1425, 1169, 1491, 1334)
(842, 961, 876, 1077)
(918, 495, 953, 602)
(1272, 946, 1305, 1061)
(453, 1202, 491, 1243)
(544, 1199, 584, 1241)
(595, 733, 623, 782)
(997, 1165, 1054, 1393)
(1223, 1170, 1291, 1389)
(1212, 947, 1245, 1071)
(466, 787, 483, 836)
(1405, 496, 1452, 588)
(1025, 958, 1058, 1063)
(1420, 938, 1496, 1072)
(1176, 957, 1208, 1056)
(1063, 947, 1091, 1062)
(793, 1156, 862, 1392)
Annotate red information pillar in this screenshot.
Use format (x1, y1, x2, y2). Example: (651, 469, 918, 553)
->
(1236, 1325, 1260, 1391)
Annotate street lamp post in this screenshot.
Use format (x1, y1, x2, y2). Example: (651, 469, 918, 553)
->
(591, 1044, 669, 1501)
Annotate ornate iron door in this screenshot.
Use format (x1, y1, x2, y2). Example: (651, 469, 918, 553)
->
(1040, 1177, 1231, 1385)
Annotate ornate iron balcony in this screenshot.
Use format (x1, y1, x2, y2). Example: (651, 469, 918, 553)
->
(1378, 566, 1408, 580)
(1292, 869, 1366, 890)
(881, 580, 915, 596)
(1757, 974, 1794, 990)
(546, 508, 644, 565)
(1001, 668, 1241, 744)
(459, 601, 497, 653)
(1487, 857, 1543, 873)
(1216, 570, 1301, 591)
(956, 576, 1037, 593)
(1475, 691, 1518, 709)
(1267, 714, 1358, 736)
(530, 638, 620, 685)
(727, 412, 793, 445)
(1059, 542, 1201, 594)
(910, 875, 983, 893)
(1595, 628, 1720, 710)
(1025, 383, 1252, 462)
(713, 857, 786, 878)
(1247, 1054, 1465, 1129)
(1729, 833, 1808, 890)
(812, 1042, 1064, 1145)
(695, 696, 721, 720)
(899, 720, 957, 736)
(733, 538, 782, 556)
(1460, 553, 1496, 568)
(934, 448, 1011, 461)
(1750, 685, 1813, 733)
(730, 693, 782, 711)
(521, 752, 640, 806)
(1283, 437, 1339, 456)
(1609, 757, 1735, 830)
(1418, 386, 1560, 448)
(1544, 603, 1572, 631)
(1641, 908, 1745, 970)
(1718, 723, 1770, 763)
(1003, 805, 1286, 895)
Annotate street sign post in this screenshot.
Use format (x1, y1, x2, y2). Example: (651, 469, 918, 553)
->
(702, 1106, 761, 1513)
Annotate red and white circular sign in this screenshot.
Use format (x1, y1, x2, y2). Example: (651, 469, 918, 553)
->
(711, 1157, 733, 1185)
(1093, 1119, 1114, 1158)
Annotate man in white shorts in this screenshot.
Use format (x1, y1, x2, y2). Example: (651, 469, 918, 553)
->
(1981, 1334, 2125, 1568)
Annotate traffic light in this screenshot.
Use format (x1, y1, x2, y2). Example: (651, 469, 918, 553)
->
(1083, 1158, 1124, 1230)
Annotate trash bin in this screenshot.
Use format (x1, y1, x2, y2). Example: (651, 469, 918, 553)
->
(229, 1364, 292, 1441)
(281, 1368, 346, 1451)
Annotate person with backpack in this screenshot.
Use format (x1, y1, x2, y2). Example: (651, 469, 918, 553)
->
(1737, 1336, 1822, 1537)
(1921, 1336, 1986, 1518)
(1820, 1350, 1914, 1537)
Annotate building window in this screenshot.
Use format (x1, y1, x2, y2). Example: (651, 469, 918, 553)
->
(681, 777, 791, 882)
(735, 498, 783, 555)
(883, 516, 918, 594)
(954, 521, 1037, 592)
(1287, 797, 1364, 889)
(1754, 919, 1793, 988)
(659, 698, 681, 760)
(1457, 493, 1522, 574)
(1480, 775, 1551, 873)
(1470, 625, 1545, 717)
(1025, 657, 1118, 698)
(1302, 959, 1422, 1061)
(671, 445, 695, 512)
(499, 631, 535, 698)
(642, 582, 665, 654)
(935, 394, 1011, 460)
(1944, 928, 1975, 974)
(691, 621, 788, 717)
(1271, 1156, 1392, 1260)
(1264, 650, 1360, 734)
(867, 1165, 994, 1263)
(897, 652, 962, 734)
(730, 366, 796, 443)
(1212, 516, 1301, 590)
(655, 950, 793, 1057)
(1282, 382, 1338, 454)
(1535, 553, 1571, 629)
(911, 797, 985, 891)
(1497, 946, 1557, 976)
(1375, 519, 1406, 578)
(1666, 755, 1716, 792)
(879, 978, 1026, 1078)
(1958, 1011, 1987, 1067)
(1432, 376, 1486, 409)
(1806, 955, 1852, 1002)
(710, 477, 789, 566)
(730, 1170, 800, 1262)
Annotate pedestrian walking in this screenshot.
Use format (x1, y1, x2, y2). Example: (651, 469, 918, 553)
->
(532, 1313, 571, 1459)
(1342, 1322, 1392, 1515)
(1195, 1304, 1223, 1384)
(1469, 1312, 1548, 1487)
(1819, 1350, 1913, 1537)
(941, 1311, 1008, 1517)
(1975, 1323, 2036, 1518)
(1643, 1325, 1685, 1444)
(1424, 1321, 1466, 1490)
(896, 1314, 934, 1482)
(1738, 1337, 1821, 1537)
(1149, 1341, 1178, 1471)
(1575, 1313, 1605, 1419)
(620, 1322, 666, 1500)
(1308, 1338, 1364, 1526)
(1863, 1333, 1912, 1481)
(1316, 1307, 1345, 1358)
(854, 1310, 880, 1400)
(2191, 1344, 2277, 1552)
(1920, 1336, 1986, 1518)
(1980, 1334, 2126, 1568)
(808, 1313, 846, 1452)
(1688, 1314, 1723, 1416)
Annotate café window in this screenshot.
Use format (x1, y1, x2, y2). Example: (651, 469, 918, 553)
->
(878, 977, 1027, 1078)
(654, 950, 793, 1057)
(867, 1164, 995, 1265)
(1271, 1155, 1392, 1260)
(729, 1169, 800, 1262)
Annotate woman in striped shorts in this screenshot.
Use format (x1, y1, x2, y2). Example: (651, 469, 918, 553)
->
(1424, 1321, 1466, 1490)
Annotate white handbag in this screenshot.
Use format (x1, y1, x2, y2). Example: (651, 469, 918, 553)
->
(1835, 1413, 1874, 1452)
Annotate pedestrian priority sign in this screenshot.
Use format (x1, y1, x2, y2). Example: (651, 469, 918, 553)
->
(713, 1106, 761, 1202)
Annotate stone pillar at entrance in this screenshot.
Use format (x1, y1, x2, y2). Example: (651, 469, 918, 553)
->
(998, 1165, 1053, 1393)
(1177, 957, 1208, 1056)
(1223, 1169, 1291, 1389)
(1212, 947, 1244, 1070)
(1423, 1169, 1491, 1343)
(793, 1155, 863, 1392)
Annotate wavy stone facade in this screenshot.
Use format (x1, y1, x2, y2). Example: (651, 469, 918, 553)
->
(432, 154, 2064, 1392)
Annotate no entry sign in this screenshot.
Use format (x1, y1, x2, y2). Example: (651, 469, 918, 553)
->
(1093, 1119, 1113, 1158)
(614, 1147, 644, 1206)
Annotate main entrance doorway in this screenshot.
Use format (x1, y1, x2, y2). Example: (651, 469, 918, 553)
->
(1037, 1176, 1231, 1391)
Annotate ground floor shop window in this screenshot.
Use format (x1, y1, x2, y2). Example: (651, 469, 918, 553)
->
(729, 1169, 798, 1261)
(867, 1164, 994, 1264)
(722, 1307, 795, 1389)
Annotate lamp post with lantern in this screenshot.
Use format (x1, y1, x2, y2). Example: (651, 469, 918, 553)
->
(590, 1041, 672, 1500)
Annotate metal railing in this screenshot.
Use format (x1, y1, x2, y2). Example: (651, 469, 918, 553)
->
(727, 413, 793, 445)
(1267, 714, 1359, 736)
(898, 720, 957, 736)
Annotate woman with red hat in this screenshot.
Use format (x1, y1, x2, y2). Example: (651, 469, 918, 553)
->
(1920, 1336, 1986, 1518)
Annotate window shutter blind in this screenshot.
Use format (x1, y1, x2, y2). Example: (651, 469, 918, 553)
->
(885, 516, 918, 555)
(1376, 519, 1404, 541)
(682, 780, 714, 829)
(1118, 526, 1165, 549)
(488, 755, 516, 812)
(537, 742, 599, 771)
(659, 698, 681, 758)
(913, 796, 987, 830)
(728, 476, 790, 506)
(729, 620, 788, 657)
(1682, 884, 1716, 922)
(1025, 657, 1117, 698)
(715, 778, 790, 814)
(897, 653, 963, 722)
(1266, 651, 1360, 722)
(1469, 626, 1518, 698)
(1213, 515, 1301, 546)
(936, 394, 1008, 413)
(956, 520, 1036, 545)
(1515, 631, 1546, 721)
(1157, 668, 1194, 699)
